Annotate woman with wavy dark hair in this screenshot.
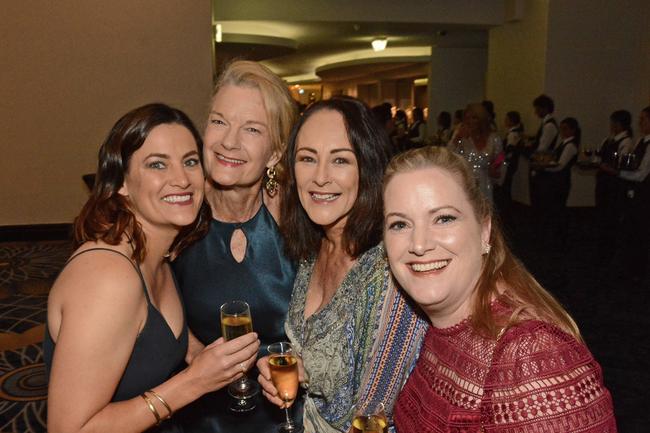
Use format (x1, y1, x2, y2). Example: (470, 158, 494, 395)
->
(257, 96, 427, 432)
(45, 103, 260, 433)
(383, 146, 616, 432)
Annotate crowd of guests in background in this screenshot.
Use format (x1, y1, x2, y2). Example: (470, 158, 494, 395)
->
(44, 60, 638, 433)
(372, 95, 650, 283)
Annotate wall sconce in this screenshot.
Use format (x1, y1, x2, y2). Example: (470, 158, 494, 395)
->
(371, 38, 387, 52)
(215, 23, 222, 43)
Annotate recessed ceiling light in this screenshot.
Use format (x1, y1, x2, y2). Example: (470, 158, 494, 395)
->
(371, 38, 388, 52)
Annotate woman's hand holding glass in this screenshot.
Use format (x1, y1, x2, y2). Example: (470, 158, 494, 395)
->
(185, 332, 259, 396)
(257, 348, 306, 409)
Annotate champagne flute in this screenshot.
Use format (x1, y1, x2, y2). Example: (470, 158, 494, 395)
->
(351, 402, 388, 433)
(268, 342, 299, 432)
(220, 300, 258, 412)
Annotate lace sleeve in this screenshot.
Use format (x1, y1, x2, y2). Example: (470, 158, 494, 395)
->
(481, 321, 617, 432)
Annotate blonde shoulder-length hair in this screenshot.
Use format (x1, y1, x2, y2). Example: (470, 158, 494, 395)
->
(383, 146, 581, 340)
(210, 60, 297, 167)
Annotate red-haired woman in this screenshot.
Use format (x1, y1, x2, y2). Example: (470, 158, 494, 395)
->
(384, 146, 617, 432)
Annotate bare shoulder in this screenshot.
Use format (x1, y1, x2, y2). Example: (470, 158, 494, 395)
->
(48, 243, 145, 339)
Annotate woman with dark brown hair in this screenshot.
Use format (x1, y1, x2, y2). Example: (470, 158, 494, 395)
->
(45, 103, 260, 433)
(257, 96, 427, 433)
(383, 146, 617, 432)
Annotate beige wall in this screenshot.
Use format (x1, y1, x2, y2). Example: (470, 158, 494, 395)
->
(486, 0, 550, 135)
(0, 1, 213, 226)
(427, 47, 489, 134)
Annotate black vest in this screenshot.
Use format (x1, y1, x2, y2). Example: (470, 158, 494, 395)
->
(600, 134, 629, 166)
(553, 139, 578, 180)
(534, 117, 558, 151)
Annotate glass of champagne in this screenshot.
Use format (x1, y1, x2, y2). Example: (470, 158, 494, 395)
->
(351, 402, 388, 433)
(268, 342, 299, 432)
(220, 300, 258, 412)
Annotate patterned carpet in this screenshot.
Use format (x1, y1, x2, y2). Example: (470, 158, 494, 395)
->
(0, 241, 70, 433)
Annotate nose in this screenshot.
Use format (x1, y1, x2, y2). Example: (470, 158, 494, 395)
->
(170, 163, 190, 188)
(313, 160, 331, 187)
(221, 126, 240, 151)
(408, 224, 434, 256)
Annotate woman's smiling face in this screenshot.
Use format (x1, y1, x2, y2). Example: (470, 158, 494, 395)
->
(383, 166, 490, 327)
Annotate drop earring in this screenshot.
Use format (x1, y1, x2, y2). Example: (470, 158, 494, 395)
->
(265, 166, 278, 197)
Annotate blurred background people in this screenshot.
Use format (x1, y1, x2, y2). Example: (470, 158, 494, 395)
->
(542, 117, 580, 248)
(433, 110, 452, 146)
(407, 106, 427, 149)
(494, 110, 524, 220)
(595, 109, 633, 265)
(619, 106, 650, 281)
(447, 102, 503, 202)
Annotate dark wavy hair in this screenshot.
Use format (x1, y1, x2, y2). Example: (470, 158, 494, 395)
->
(73, 103, 210, 263)
(281, 96, 391, 261)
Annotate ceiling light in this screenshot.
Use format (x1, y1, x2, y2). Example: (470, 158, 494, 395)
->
(371, 38, 387, 52)
(215, 24, 222, 43)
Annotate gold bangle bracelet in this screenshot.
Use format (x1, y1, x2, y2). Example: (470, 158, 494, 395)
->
(146, 389, 173, 419)
(140, 393, 162, 425)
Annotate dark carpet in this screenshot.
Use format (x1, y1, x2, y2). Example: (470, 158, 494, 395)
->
(0, 204, 647, 432)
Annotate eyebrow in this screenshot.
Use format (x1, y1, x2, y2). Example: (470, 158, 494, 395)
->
(210, 111, 267, 127)
(296, 147, 355, 154)
(144, 150, 199, 160)
(385, 206, 461, 218)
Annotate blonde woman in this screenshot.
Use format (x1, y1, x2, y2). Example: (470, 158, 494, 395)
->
(172, 61, 299, 432)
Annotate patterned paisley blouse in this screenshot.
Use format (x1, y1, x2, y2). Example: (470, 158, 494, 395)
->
(285, 243, 427, 433)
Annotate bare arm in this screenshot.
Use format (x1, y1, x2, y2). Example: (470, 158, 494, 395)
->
(47, 253, 259, 433)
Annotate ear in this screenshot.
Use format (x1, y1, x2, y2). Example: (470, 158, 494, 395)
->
(118, 182, 129, 197)
(267, 148, 282, 169)
(481, 217, 492, 247)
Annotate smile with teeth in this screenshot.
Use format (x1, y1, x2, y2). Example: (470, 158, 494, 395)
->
(217, 154, 245, 165)
(410, 260, 450, 272)
(162, 194, 192, 203)
(310, 192, 339, 201)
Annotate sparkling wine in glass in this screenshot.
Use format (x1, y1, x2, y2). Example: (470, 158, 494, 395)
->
(351, 402, 388, 433)
(220, 300, 258, 412)
(268, 342, 300, 432)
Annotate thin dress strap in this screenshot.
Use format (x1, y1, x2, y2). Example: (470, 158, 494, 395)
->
(66, 247, 151, 303)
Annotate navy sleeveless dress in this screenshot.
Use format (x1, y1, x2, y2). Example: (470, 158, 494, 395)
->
(44, 248, 188, 432)
(172, 202, 301, 433)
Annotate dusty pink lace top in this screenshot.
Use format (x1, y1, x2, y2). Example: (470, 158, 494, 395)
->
(394, 313, 617, 433)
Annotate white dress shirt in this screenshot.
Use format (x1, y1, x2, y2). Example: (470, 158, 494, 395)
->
(546, 137, 578, 172)
(620, 135, 650, 182)
(537, 114, 558, 153)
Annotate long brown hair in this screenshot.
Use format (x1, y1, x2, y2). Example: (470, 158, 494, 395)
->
(383, 146, 581, 340)
(74, 103, 210, 263)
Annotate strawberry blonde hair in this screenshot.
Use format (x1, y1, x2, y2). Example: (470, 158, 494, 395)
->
(383, 146, 581, 340)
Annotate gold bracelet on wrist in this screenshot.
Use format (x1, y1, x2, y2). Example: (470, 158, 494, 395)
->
(145, 389, 173, 419)
(141, 393, 162, 425)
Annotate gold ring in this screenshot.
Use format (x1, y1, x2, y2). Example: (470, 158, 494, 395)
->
(239, 362, 246, 373)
